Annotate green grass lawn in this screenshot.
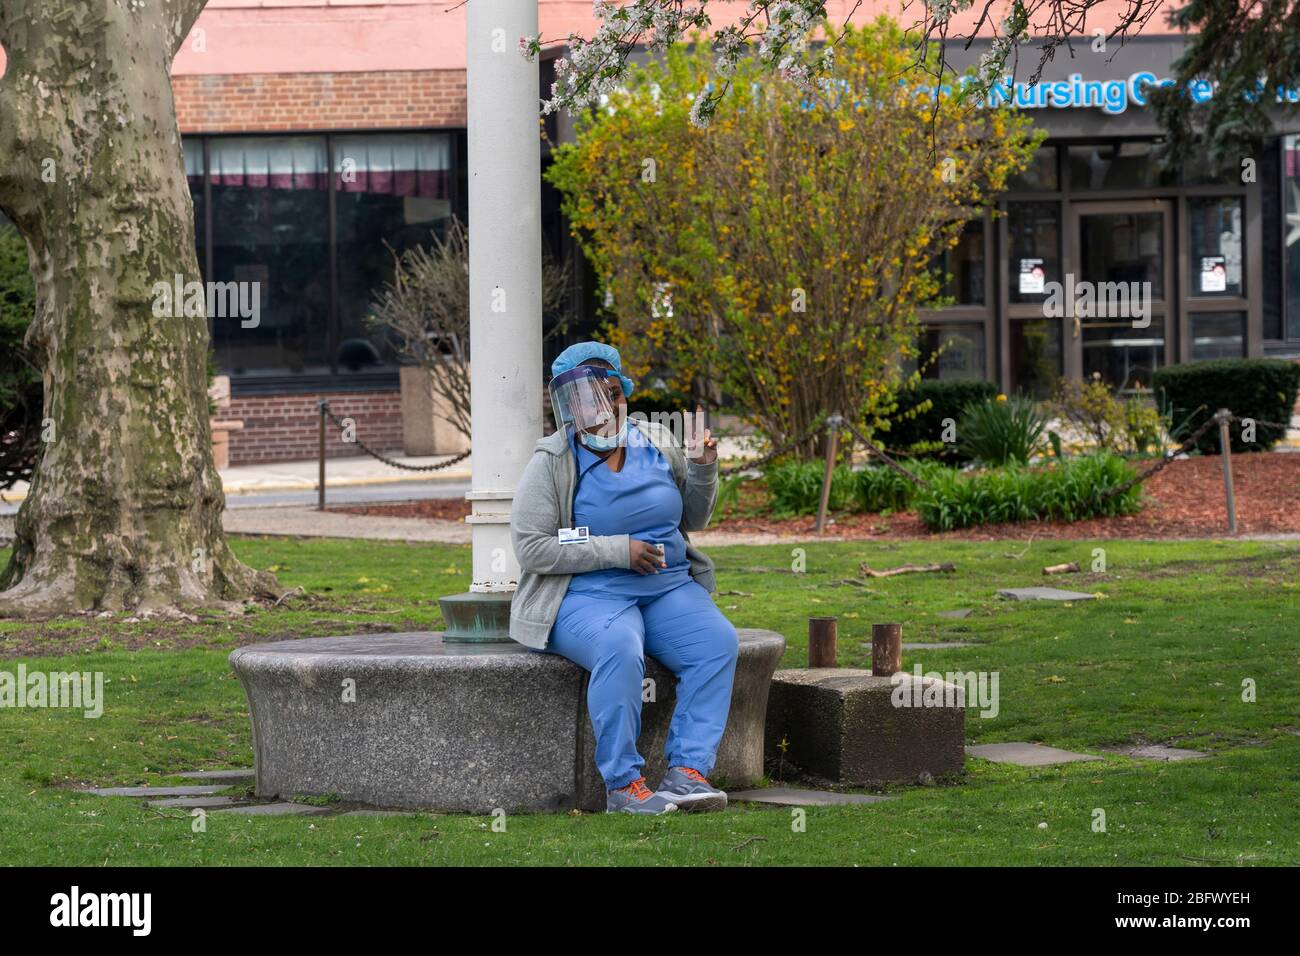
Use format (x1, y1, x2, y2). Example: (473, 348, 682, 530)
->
(1, 536, 1297, 866)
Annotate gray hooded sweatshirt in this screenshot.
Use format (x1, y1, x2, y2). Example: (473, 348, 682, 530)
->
(508, 417, 719, 649)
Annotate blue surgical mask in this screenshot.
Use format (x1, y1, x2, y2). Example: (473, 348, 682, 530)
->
(580, 418, 628, 452)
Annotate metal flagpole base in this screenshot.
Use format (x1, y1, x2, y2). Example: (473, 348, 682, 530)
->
(438, 591, 514, 643)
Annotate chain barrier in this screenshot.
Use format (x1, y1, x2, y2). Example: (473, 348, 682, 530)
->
(1100, 408, 1292, 501)
(718, 419, 829, 477)
(839, 418, 936, 489)
(718, 404, 1291, 500)
(318, 399, 471, 472)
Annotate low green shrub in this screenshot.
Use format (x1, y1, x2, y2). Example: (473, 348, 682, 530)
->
(958, 394, 1048, 466)
(764, 461, 857, 516)
(914, 453, 1142, 531)
(1053, 376, 1169, 456)
(854, 459, 950, 512)
(882, 379, 998, 459)
(1152, 358, 1300, 454)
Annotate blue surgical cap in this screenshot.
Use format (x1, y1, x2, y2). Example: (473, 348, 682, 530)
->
(551, 341, 634, 398)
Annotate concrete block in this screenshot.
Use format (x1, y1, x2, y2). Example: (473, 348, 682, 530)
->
(399, 365, 470, 456)
(765, 668, 965, 786)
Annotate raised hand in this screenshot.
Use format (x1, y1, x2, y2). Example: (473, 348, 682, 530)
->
(684, 404, 718, 464)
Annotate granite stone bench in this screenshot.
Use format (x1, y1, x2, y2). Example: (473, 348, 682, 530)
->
(229, 629, 786, 813)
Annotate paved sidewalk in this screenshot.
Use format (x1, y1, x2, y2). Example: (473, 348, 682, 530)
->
(222, 453, 470, 496)
(223, 505, 472, 543)
(1, 434, 763, 504)
(220, 504, 859, 545)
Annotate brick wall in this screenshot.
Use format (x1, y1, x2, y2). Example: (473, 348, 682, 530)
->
(228, 390, 404, 466)
(173, 70, 467, 133)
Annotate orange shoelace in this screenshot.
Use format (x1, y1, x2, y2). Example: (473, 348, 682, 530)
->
(619, 777, 654, 801)
(681, 767, 709, 785)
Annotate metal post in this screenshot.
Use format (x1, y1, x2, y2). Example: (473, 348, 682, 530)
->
(813, 413, 842, 533)
(808, 617, 838, 668)
(872, 623, 902, 676)
(317, 399, 326, 512)
(439, 0, 542, 641)
(1217, 408, 1236, 534)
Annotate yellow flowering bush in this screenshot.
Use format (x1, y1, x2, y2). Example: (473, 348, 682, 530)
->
(547, 18, 1040, 457)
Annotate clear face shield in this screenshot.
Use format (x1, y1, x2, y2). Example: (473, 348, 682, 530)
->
(549, 366, 623, 437)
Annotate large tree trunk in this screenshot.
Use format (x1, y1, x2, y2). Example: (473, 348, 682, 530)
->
(0, 0, 277, 616)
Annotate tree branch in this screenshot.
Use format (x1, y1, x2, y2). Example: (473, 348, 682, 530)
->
(165, 0, 209, 56)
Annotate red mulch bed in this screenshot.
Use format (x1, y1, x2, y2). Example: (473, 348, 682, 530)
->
(330, 452, 1300, 540)
(333, 498, 471, 522)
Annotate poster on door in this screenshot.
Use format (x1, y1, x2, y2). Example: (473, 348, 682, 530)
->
(1018, 258, 1045, 294)
(1199, 256, 1227, 293)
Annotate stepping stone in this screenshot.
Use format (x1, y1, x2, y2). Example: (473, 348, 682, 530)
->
(341, 809, 413, 817)
(211, 802, 332, 816)
(899, 642, 974, 650)
(146, 796, 244, 809)
(728, 787, 894, 807)
(997, 587, 1095, 602)
(175, 769, 254, 782)
(936, 609, 972, 619)
(1110, 744, 1209, 762)
(966, 742, 1102, 766)
(86, 785, 226, 798)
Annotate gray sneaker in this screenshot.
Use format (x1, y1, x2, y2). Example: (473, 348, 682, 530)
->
(606, 777, 680, 815)
(656, 766, 728, 812)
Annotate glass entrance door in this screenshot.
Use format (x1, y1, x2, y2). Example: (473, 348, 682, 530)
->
(1068, 201, 1174, 391)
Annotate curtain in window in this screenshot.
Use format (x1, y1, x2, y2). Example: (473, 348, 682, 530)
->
(184, 139, 204, 188)
(208, 137, 329, 190)
(333, 134, 452, 197)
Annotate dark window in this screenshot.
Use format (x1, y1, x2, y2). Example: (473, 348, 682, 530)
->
(208, 136, 331, 378)
(1262, 141, 1284, 340)
(1178, 152, 1242, 187)
(919, 325, 986, 381)
(1190, 312, 1246, 360)
(1007, 202, 1060, 304)
(185, 139, 206, 281)
(1007, 145, 1058, 192)
(187, 131, 463, 388)
(333, 134, 455, 374)
(1009, 318, 1061, 398)
(1079, 210, 1165, 301)
(1082, 318, 1164, 391)
(931, 220, 985, 306)
(1067, 141, 1175, 191)
(1188, 197, 1244, 298)
(1284, 135, 1300, 340)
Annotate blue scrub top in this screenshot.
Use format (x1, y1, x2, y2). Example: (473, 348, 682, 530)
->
(567, 425, 690, 598)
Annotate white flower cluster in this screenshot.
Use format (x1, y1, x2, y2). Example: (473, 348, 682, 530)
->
(525, 0, 709, 116)
(526, 0, 837, 128)
(923, 0, 976, 23)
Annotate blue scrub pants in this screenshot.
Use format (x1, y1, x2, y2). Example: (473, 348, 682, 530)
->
(544, 579, 740, 790)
